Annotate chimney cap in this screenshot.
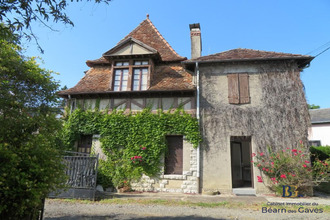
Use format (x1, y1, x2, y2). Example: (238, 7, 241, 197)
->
(189, 23, 200, 30)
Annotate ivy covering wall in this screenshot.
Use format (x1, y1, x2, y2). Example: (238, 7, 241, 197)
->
(61, 108, 202, 187)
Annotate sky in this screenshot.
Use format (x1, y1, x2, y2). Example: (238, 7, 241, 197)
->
(23, 0, 330, 108)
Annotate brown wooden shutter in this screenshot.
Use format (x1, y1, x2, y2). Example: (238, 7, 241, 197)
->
(239, 73, 250, 104)
(165, 136, 183, 175)
(227, 74, 240, 104)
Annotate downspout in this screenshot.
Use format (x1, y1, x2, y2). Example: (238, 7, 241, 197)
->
(196, 61, 201, 193)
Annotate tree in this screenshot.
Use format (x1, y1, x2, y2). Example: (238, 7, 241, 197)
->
(0, 0, 112, 52)
(0, 25, 66, 219)
(308, 104, 320, 109)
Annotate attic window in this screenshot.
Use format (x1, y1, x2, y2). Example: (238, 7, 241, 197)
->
(112, 60, 150, 91)
(227, 73, 250, 104)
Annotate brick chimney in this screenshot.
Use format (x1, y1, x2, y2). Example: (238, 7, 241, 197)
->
(189, 23, 202, 59)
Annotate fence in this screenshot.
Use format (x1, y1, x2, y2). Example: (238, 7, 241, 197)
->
(49, 151, 99, 200)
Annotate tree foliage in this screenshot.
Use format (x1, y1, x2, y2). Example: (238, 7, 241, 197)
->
(0, 27, 66, 219)
(308, 104, 320, 109)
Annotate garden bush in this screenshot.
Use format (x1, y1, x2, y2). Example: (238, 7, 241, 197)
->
(252, 144, 329, 196)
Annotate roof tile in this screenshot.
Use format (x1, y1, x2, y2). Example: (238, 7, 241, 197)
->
(186, 48, 313, 62)
(58, 64, 194, 96)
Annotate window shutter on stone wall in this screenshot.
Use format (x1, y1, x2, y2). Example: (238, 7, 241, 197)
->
(228, 74, 240, 104)
(239, 73, 250, 104)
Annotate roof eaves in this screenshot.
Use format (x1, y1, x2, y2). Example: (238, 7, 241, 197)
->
(311, 121, 330, 124)
(57, 89, 196, 98)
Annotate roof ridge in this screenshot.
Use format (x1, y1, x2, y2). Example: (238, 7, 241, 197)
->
(145, 18, 182, 58)
(196, 48, 313, 58)
(234, 48, 312, 57)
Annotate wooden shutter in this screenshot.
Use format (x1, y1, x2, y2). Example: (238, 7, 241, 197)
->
(227, 74, 240, 104)
(239, 73, 250, 104)
(165, 136, 183, 175)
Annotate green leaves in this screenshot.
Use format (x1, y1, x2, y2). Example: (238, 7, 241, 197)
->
(62, 108, 202, 187)
(0, 29, 66, 219)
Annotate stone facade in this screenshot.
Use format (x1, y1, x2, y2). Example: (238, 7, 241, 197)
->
(128, 139, 198, 193)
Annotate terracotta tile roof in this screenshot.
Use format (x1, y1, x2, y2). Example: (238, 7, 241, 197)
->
(150, 64, 194, 91)
(86, 17, 186, 66)
(58, 66, 112, 95)
(122, 18, 186, 62)
(185, 48, 313, 62)
(86, 57, 110, 67)
(58, 64, 194, 96)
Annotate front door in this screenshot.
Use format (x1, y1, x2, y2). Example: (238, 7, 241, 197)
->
(231, 136, 253, 188)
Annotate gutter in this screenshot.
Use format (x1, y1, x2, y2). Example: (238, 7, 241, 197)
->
(195, 61, 201, 192)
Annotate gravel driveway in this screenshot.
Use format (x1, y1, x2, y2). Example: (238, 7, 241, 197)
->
(44, 199, 329, 220)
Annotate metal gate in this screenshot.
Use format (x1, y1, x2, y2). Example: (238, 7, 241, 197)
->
(49, 152, 99, 200)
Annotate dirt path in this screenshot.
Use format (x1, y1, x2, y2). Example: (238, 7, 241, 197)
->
(44, 199, 329, 220)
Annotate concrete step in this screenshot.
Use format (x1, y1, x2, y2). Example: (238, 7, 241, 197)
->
(233, 188, 256, 196)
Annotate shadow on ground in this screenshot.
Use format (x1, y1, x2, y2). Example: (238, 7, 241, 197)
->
(45, 215, 226, 220)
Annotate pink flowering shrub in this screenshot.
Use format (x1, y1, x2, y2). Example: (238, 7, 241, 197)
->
(253, 144, 329, 195)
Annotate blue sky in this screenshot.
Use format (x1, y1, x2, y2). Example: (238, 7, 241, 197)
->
(23, 0, 330, 108)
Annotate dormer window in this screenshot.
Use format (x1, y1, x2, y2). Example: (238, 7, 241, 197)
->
(113, 60, 150, 91)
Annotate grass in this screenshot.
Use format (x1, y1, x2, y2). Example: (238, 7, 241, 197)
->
(51, 198, 330, 213)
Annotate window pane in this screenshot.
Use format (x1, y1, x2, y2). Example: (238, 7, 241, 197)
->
(133, 84, 139, 91)
(142, 61, 149, 65)
(114, 85, 119, 91)
(133, 69, 140, 75)
(115, 62, 122, 66)
(134, 61, 141, 65)
(123, 62, 129, 66)
(142, 75, 147, 84)
(114, 81, 120, 86)
(134, 74, 140, 80)
(115, 75, 121, 80)
(121, 81, 127, 90)
(142, 68, 148, 74)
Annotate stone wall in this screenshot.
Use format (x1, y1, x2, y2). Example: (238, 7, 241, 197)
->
(131, 139, 199, 193)
(199, 61, 309, 194)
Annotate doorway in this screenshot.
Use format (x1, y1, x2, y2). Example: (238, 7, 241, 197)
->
(230, 136, 253, 188)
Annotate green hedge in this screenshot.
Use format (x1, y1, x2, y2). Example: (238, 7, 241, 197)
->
(310, 146, 330, 162)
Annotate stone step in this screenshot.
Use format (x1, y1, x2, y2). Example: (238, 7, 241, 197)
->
(233, 188, 256, 196)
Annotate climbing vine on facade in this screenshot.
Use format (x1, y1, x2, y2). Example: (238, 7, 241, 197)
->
(61, 108, 202, 187)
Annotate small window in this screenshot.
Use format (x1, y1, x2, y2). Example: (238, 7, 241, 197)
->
(78, 135, 93, 154)
(115, 61, 129, 66)
(165, 136, 183, 175)
(134, 60, 149, 65)
(227, 73, 250, 104)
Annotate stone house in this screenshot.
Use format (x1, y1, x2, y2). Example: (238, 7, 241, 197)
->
(59, 16, 313, 194)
